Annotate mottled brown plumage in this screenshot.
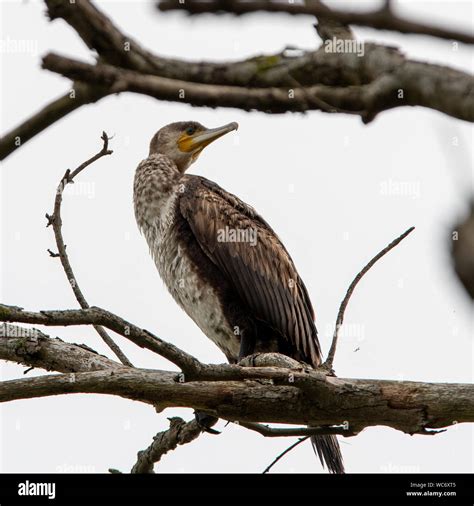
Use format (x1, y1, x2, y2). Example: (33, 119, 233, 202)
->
(133, 121, 344, 473)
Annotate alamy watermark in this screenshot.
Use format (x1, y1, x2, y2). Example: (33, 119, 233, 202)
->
(18, 481, 55, 500)
(217, 226, 258, 247)
(0, 37, 38, 56)
(380, 179, 421, 200)
(323, 322, 365, 342)
(0, 324, 39, 338)
(62, 180, 96, 200)
(324, 37, 365, 57)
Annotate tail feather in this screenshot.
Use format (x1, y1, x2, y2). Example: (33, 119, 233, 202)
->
(311, 434, 344, 474)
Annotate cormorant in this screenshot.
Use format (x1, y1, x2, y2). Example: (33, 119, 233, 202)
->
(133, 121, 344, 474)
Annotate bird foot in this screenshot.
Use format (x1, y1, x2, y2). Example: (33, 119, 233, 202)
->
(239, 352, 302, 369)
(238, 353, 264, 367)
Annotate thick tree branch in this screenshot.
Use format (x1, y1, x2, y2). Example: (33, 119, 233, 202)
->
(40, 0, 474, 121)
(2, 0, 471, 160)
(0, 325, 343, 469)
(1, 322, 471, 470)
(41, 52, 474, 125)
(45, 0, 160, 73)
(0, 324, 210, 470)
(48, 0, 357, 88)
(0, 323, 123, 373)
(0, 365, 471, 435)
(41, 53, 365, 116)
(156, 0, 474, 45)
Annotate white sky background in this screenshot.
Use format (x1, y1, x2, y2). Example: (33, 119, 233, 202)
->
(0, 0, 473, 473)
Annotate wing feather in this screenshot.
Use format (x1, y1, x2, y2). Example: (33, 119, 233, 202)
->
(180, 176, 322, 366)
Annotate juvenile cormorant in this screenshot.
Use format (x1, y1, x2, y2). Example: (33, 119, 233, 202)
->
(133, 121, 344, 474)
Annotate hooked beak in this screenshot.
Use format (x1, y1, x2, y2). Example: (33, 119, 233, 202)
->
(182, 122, 238, 153)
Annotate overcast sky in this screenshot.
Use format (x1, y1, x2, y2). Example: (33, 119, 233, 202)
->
(0, 0, 473, 473)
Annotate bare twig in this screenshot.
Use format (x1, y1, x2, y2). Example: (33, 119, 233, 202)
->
(131, 417, 214, 473)
(156, 0, 474, 44)
(323, 226, 415, 371)
(262, 437, 310, 474)
(46, 132, 133, 367)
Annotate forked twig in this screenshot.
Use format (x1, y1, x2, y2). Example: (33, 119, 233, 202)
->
(46, 132, 133, 367)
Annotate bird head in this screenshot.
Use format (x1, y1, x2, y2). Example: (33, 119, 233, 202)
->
(149, 121, 239, 172)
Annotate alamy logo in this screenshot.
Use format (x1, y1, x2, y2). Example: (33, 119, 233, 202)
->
(18, 481, 56, 499)
(324, 37, 365, 57)
(380, 179, 421, 199)
(217, 226, 258, 247)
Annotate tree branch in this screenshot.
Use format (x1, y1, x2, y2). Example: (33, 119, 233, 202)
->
(0, 365, 471, 435)
(238, 421, 354, 438)
(1, 322, 471, 471)
(45, 0, 160, 72)
(0, 304, 204, 377)
(0, 324, 211, 470)
(156, 0, 474, 44)
(131, 417, 211, 473)
(45, 131, 133, 367)
(324, 226, 415, 371)
(0, 323, 123, 373)
(0, 83, 107, 160)
(2, 0, 472, 160)
(262, 437, 309, 474)
(41, 52, 474, 125)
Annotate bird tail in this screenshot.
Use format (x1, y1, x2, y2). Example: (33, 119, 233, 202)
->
(311, 433, 345, 474)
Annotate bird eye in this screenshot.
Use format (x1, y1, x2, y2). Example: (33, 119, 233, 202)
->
(186, 126, 196, 135)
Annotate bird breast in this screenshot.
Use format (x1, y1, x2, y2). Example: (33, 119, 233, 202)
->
(137, 189, 240, 362)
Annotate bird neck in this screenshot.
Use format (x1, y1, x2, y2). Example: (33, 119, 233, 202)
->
(133, 153, 183, 233)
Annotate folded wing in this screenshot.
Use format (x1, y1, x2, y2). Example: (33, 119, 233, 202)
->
(179, 177, 322, 367)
